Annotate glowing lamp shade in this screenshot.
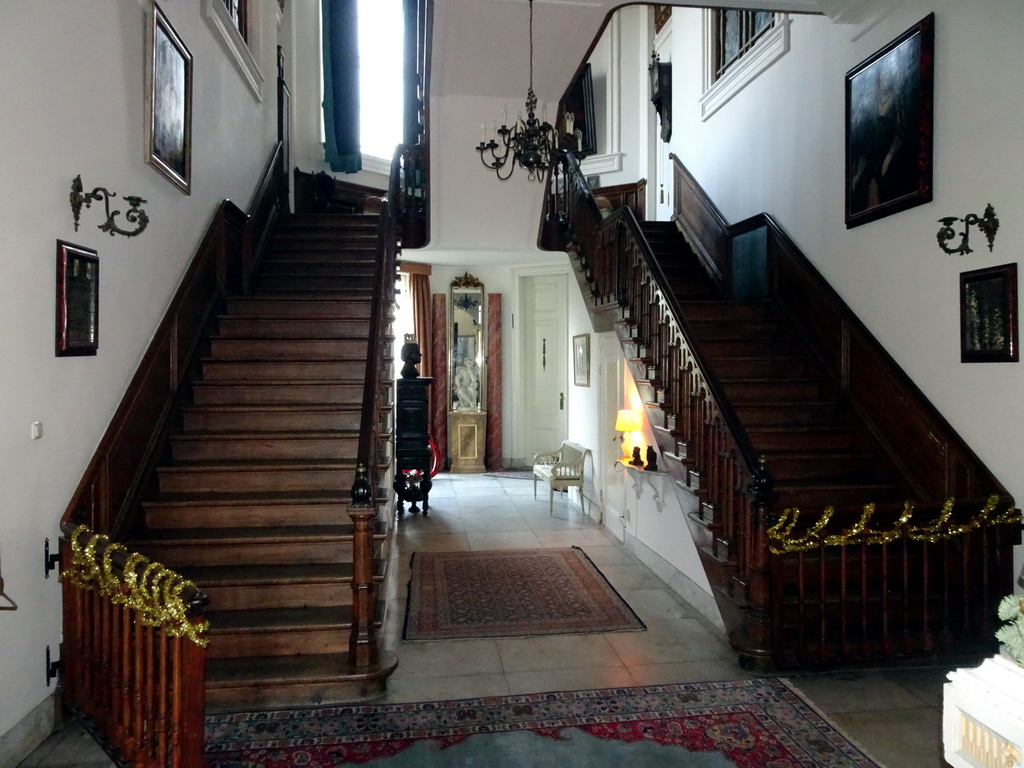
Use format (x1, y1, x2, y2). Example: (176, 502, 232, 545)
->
(614, 410, 641, 433)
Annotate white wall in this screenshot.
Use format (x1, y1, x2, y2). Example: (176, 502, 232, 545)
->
(667, 1, 1024, 513)
(580, 6, 650, 189)
(0, 0, 283, 756)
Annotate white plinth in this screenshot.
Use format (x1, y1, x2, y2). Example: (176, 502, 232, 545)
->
(944, 653, 1024, 768)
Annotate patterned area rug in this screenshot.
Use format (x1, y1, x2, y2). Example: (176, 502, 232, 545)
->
(204, 679, 884, 767)
(403, 547, 645, 641)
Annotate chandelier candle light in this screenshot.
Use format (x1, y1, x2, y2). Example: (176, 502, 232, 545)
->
(476, 0, 572, 181)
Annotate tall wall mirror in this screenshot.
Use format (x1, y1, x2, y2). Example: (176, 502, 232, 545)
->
(449, 272, 486, 412)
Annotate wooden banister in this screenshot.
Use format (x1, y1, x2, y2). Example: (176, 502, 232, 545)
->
(59, 522, 207, 767)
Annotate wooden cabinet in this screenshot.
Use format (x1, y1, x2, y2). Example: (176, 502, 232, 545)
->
(394, 377, 432, 514)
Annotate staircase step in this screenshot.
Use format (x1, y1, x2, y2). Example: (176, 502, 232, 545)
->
(687, 320, 786, 340)
(217, 316, 371, 339)
(692, 337, 801, 357)
(223, 296, 372, 319)
(181, 404, 362, 432)
(205, 651, 398, 711)
(191, 381, 365, 406)
(774, 481, 906, 511)
(180, 561, 385, 611)
(156, 461, 357, 495)
(170, 431, 358, 462)
(746, 426, 858, 452)
(733, 401, 838, 426)
(205, 605, 381, 659)
(680, 300, 773, 321)
(143, 493, 354, 529)
(208, 338, 368, 360)
(705, 356, 815, 378)
(259, 262, 375, 278)
(762, 451, 882, 482)
(255, 276, 376, 293)
(719, 377, 822, 401)
(200, 359, 367, 381)
(132, 524, 362, 567)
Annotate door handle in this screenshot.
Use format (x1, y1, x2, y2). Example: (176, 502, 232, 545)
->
(560, 393, 564, 410)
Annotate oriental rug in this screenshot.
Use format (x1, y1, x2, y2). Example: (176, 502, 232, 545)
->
(203, 678, 884, 767)
(402, 547, 645, 641)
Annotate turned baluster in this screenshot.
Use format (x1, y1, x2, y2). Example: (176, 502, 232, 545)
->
(349, 463, 379, 668)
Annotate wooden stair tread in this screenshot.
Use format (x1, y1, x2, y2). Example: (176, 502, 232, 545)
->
(206, 606, 362, 632)
(206, 652, 393, 688)
(180, 561, 384, 586)
(134, 524, 358, 544)
(160, 458, 358, 469)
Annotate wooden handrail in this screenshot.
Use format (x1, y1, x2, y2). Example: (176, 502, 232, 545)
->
(60, 144, 286, 538)
(347, 145, 405, 669)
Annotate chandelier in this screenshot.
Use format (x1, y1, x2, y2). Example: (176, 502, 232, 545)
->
(475, 0, 566, 182)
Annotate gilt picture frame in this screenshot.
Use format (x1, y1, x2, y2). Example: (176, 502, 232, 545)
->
(573, 333, 591, 387)
(55, 241, 99, 357)
(960, 263, 1018, 363)
(845, 13, 933, 228)
(146, 2, 193, 194)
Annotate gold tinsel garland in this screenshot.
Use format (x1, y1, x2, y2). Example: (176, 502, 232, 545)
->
(768, 495, 1021, 555)
(61, 525, 209, 647)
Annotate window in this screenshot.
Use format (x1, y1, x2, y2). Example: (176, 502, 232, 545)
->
(206, 0, 263, 98)
(713, 10, 774, 83)
(700, 8, 790, 120)
(223, 0, 248, 43)
(358, 0, 403, 161)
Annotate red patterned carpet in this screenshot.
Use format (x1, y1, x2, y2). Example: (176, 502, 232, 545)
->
(204, 679, 884, 767)
(402, 547, 646, 641)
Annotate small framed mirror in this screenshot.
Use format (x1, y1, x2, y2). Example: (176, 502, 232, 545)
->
(450, 272, 485, 412)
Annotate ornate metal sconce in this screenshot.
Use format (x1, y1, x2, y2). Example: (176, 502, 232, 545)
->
(936, 203, 998, 256)
(70, 175, 150, 238)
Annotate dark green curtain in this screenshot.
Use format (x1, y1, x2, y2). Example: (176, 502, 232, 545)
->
(322, 0, 361, 173)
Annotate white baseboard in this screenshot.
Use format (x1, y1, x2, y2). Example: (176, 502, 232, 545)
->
(620, 530, 726, 632)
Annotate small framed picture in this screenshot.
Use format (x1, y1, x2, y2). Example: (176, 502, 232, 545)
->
(145, 2, 193, 193)
(56, 241, 99, 357)
(845, 13, 934, 228)
(573, 333, 590, 387)
(960, 263, 1018, 363)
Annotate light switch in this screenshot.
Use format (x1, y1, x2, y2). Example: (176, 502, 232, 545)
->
(31, 422, 43, 440)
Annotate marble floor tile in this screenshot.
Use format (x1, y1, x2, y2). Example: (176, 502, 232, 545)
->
(495, 633, 624, 673)
(504, 665, 638, 696)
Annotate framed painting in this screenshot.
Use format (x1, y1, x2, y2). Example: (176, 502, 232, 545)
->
(960, 263, 1018, 363)
(561, 63, 597, 157)
(845, 13, 933, 228)
(146, 2, 193, 193)
(573, 333, 590, 387)
(55, 241, 99, 357)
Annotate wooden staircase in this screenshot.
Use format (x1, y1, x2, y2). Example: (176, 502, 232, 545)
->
(130, 213, 396, 711)
(554, 148, 1017, 669)
(637, 220, 907, 511)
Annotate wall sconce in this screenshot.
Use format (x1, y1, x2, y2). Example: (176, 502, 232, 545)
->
(70, 175, 149, 238)
(937, 203, 998, 256)
(614, 409, 641, 459)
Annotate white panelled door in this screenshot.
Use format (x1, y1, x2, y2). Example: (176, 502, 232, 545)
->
(520, 273, 568, 459)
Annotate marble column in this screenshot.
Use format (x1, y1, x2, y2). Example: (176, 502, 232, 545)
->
(430, 294, 448, 470)
(486, 293, 502, 470)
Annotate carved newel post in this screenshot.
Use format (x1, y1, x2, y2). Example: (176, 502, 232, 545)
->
(733, 455, 777, 671)
(348, 463, 378, 668)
